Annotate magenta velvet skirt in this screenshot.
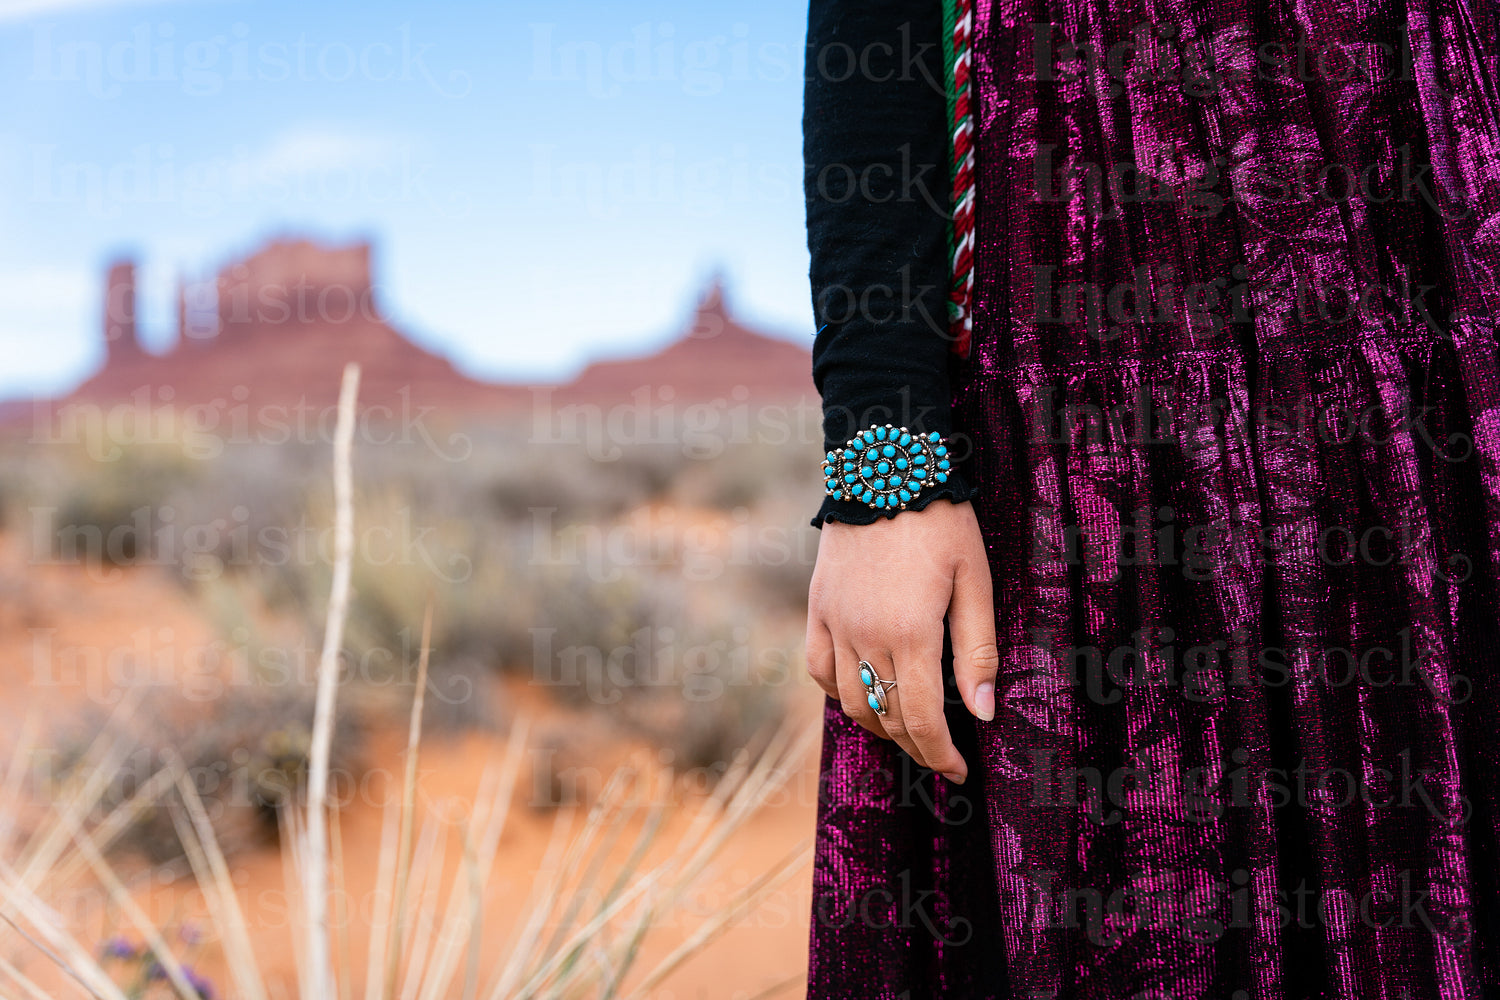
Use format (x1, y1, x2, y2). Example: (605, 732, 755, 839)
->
(806, 0, 1500, 996)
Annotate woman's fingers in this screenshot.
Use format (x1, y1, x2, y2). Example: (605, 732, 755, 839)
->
(851, 649, 938, 768)
(834, 643, 889, 740)
(948, 535, 999, 722)
(807, 500, 993, 784)
(805, 615, 838, 700)
(886, 625, 968, 783)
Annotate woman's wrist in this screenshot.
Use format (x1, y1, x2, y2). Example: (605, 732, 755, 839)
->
(824, 424, 955, 506)
(812, 423, 976, 528)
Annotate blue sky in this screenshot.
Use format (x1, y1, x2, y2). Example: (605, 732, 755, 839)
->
(0, 0, 812, 397)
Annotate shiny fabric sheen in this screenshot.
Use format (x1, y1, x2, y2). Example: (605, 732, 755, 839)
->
(806, 0, 1500, 996)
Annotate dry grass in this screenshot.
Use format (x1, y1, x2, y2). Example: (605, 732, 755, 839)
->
(0, 698, 814, 998)
(0, 692, 810, 995)
(0, 368, 816, 999)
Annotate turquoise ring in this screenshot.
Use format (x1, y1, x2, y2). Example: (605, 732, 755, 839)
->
(857, 659, 897, 717)
(823, 425, 953, 511)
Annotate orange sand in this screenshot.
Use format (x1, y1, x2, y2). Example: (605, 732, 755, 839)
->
(0, 533, 819, 999)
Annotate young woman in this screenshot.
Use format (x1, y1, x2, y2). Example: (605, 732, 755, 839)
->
(801, 0, 1500, 996)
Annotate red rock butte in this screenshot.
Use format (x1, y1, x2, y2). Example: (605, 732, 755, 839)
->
(55, 236, 815, 417)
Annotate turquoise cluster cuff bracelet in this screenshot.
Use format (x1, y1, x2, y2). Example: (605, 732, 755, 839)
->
(822, 424, 953, 510)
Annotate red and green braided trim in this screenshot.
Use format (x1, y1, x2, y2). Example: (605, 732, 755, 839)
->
(942, 0, 975, 359)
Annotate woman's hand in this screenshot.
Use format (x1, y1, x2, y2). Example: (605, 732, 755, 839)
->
(805, 499, 999, 784)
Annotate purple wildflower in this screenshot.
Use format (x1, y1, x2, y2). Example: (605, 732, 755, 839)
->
(185, 967, 217, 999)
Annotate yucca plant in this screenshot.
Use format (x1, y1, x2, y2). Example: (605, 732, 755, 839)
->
(0, 365, 813, 1000)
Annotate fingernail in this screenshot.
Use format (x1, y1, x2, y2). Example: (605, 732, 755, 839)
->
(942, 771, 966, 785)
(975, 681, 995, 721)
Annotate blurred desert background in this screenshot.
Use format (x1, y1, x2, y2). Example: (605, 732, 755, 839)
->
(0, 3, 825, 998)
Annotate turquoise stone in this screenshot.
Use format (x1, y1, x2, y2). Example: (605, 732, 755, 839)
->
(888, 479, 905, 492)
(844, 473, 856, 483)
(843, 462, 854, 471)
(935, 445, 948, 457)
(899, 489, 912, 502)
(899, 432, 911, 446)
(859, 664, 873, 686)
(936, 472, 948, 482)
(895, 457, 908, 469)
(877, 460, 890, 474)
(861, 465, 873, 477)
(875, 426, 887, 440)
(928, 432, 940, 442)
(872, 478, 886, 489)
(867, 691, 881, 711)
(875, 496, 887, 508)
(914, 454, 927, 465)
(912, 467, 927, 479)
(866, 447, 878, 460)
(938, 459, 950, 470)
(882, 444, 896, 457)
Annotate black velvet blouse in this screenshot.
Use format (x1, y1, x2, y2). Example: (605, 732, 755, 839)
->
(803, 0, 978, 528)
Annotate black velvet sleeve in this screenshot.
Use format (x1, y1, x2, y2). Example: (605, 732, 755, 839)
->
(803, 0, 977, 529)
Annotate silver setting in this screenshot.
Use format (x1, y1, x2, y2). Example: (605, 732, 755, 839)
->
(857, 659, 898, 717)
(822, 424, 953, 511)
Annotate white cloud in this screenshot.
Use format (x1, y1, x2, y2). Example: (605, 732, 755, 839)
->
(0, 265, 96, 395)
(241, 129, 402, 180)
(0, 0, 181, 24)
(0, 265, 92, 312)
